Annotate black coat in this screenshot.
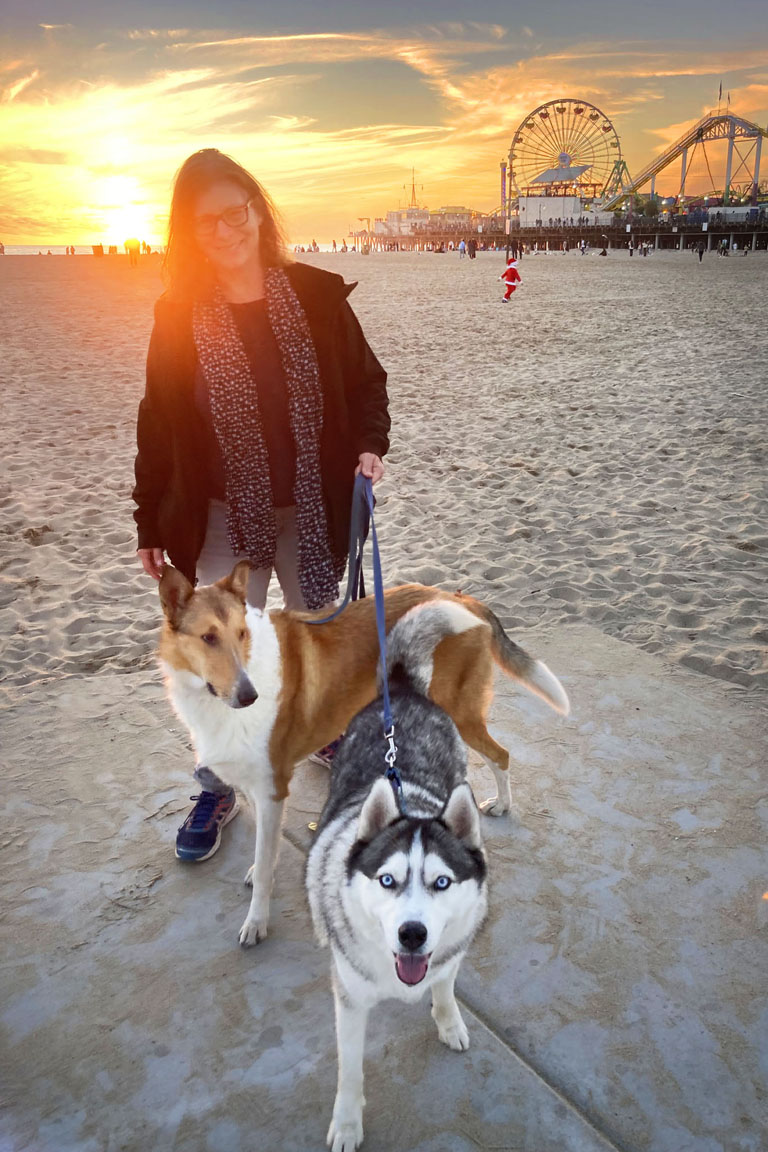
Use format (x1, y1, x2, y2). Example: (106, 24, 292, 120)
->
(132, 262, 390, 582)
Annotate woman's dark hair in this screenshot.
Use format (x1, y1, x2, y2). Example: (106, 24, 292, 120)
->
(162, 149, 289, 298)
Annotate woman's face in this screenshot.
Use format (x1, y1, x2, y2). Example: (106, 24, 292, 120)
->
(192, 179, 262, 275)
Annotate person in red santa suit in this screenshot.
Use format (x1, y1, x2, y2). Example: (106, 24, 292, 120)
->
(499, 256, 521, 301)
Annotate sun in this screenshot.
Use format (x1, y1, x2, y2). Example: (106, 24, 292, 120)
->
(102, 204, 157, 246)
(93, 175, 163, 246)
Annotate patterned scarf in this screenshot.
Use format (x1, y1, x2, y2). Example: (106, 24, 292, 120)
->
(192, 267, 345, 609)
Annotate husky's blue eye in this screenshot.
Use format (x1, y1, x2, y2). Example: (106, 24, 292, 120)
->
(434, 875, 452, 891)
(379, 874, 395, 889)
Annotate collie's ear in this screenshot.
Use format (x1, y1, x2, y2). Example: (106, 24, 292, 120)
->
(219, 559, 251, 604)
(357, 777, 400, 842)
(442, 784, 482, 850)
(159, 566, 195, 629)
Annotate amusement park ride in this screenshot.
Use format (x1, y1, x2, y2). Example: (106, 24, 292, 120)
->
(354, 97, 767, 249)
(508, 98, 624, 200)
(602, 112, 766, 209)
(504, 97, 767, 215)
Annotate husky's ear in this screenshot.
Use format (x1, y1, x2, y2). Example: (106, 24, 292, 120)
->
(442, 783, 482, 850)
(218, 559, 251, 604)
(357, 777, 400, 842)
(159, 566, 195, 629)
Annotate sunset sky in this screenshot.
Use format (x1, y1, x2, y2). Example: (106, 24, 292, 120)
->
(2, 0, 767, 245)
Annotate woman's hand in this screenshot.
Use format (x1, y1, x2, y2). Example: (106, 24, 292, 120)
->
(356, 453, 385, 485)
(138, 547, 166, 580)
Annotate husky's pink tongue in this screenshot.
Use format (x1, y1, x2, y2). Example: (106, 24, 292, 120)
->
(395, 953, 430, 985)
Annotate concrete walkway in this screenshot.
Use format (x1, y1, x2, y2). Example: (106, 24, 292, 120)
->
(2, 626, 765, 1152)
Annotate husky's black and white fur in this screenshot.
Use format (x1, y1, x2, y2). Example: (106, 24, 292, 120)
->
(306, 601, 490, 1152)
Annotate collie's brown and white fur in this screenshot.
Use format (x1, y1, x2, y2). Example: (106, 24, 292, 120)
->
(158, 560, 569, 946)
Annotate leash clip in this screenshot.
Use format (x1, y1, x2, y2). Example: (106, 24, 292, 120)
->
(385, 729, 406, 813)
(383, 725, 397, 768)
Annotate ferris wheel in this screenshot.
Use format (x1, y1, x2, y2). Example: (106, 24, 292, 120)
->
(508, 99, 622, 199)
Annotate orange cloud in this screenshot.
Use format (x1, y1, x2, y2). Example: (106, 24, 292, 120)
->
(1, 22, 766, 243)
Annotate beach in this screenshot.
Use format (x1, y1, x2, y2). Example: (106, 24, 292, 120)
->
(1, 249, 766, 701)
(2, 249, 767, 1152)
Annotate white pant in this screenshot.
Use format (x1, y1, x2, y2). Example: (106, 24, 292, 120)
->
(195, 499, 307, 610)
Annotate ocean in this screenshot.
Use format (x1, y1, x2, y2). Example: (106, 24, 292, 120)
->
(0, 245, 164, 256)
(2, 246, 83, 256)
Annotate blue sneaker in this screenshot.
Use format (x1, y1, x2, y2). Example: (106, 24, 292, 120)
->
(308, 736, 344, 768)
(175, 789, 239, 862)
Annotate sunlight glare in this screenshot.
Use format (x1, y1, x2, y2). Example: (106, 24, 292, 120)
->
(92, 175, 158, 245)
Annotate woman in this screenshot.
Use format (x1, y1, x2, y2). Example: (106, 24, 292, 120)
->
(133, 149, 389, 862)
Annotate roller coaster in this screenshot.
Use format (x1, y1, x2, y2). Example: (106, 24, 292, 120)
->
(602, 112, 767, 210)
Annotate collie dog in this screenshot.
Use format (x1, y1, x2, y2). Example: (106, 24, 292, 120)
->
(158, 561, 568, 946)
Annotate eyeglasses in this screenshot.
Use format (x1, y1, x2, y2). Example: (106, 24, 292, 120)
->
(193, 199, 256, 237)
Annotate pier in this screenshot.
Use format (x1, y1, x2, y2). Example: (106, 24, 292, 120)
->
(350, 216, 768, 253)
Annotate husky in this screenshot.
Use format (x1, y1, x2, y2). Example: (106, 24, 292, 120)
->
(159, 562, 568, 947)
(306, 600, 496, 1152)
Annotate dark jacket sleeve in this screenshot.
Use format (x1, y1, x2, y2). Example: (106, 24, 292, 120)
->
(132, 322, 172, 549)
(337, 301, 390, 458)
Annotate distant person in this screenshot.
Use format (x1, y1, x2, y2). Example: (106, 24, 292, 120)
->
(132, 147, 389, 861)
(332, 239, 337, 252)
(0, 241, 5, 255)
(125, 237, 140, 266)
(499, 255, 521, 302)
(628, 239, 634, 257)
(696, 240, 705, 262)
(468, 237, 477, 259)
(458, 239, 466, 259)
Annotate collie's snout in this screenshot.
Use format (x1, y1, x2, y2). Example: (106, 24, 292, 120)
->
(232, 673, 258, 709)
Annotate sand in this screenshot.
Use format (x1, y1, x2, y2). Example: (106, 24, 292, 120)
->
(1, 249, 767, 1152)
(1, 249, 765, 703)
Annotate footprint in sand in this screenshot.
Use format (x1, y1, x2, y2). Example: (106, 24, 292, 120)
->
(22, 525, 54, 545)
(547, 584, 580, 602)
(665, 608, 704, 630)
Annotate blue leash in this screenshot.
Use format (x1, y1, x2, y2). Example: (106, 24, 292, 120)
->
(306, 473, 405, 812)
(305, 471, 370, 625)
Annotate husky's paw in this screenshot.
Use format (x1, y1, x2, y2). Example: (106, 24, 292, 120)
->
(437, 1017, 470, 1051)
(479, 796, 509, 817)
(238, 915, 268, 947)
(327, 1113, 363, 1151)
(243, 864, 256, 887)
